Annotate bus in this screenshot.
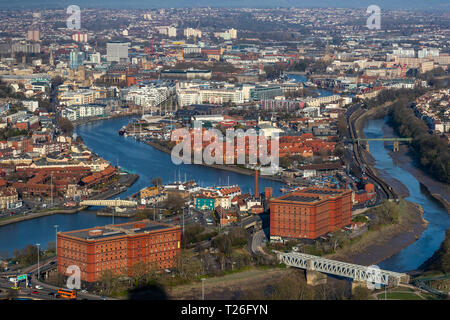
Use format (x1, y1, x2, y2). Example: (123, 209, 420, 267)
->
(57, 288, 77, 299)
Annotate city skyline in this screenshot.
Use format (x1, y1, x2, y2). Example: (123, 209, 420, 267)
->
(0, 4, 448, 303)
(0, 0, 449, 10)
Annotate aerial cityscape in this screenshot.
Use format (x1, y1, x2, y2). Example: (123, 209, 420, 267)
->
(0, 1, 449, 308)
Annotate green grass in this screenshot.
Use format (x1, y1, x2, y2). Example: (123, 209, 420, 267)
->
(420, 292, 442, 300)
(376, 292, 423, 300)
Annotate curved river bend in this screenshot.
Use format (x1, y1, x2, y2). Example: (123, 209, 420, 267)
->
(364, 118, 450, 272)
(0, 117, 283, 256)
(1, 105, 448, 273)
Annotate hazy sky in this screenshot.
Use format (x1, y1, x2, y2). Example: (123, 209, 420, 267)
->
(0, 0, 449, 10)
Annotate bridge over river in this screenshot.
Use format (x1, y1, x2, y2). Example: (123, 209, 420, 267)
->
(276, 251, 410, 286)
(79, 200, 138, 207)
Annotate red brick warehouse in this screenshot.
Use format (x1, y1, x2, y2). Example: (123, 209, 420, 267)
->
(57, 219, 181, 282)
(269, 187, 352, 241)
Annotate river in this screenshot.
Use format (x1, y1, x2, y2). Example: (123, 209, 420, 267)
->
(1, 83, 448, 273)
(363, 117, 450, 272)
(0, 117, 283, 256)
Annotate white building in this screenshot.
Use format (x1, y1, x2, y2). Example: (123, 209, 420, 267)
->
(184, 28, 202, 39)
(22, 100, 39, 112)
(392, 48, 415, 58)
(124, 84, 175, 112)
(61, 104, 105, 121)
(156, 26, 177, 38)
(106, 42, 130, 63)
(418, 48, 440, 59)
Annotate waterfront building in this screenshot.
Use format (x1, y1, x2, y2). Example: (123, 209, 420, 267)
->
(269, 187, 352, 241)
(194, 191, 218, 211)
(0, 187, 21, 210)
(57, 220, 181, 282)
(249, 86, 283, 101)
(59, 89, 97, 107)
(61, 104, 105, 121)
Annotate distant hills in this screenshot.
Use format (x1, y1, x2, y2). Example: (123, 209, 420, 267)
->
(1, 0, 449, 10)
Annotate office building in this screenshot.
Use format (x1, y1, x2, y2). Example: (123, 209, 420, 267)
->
(106, 42, 130, 63)
(27, 29, 40, 42)
(69, 49, 85, 70)
(57, 219, 181, 282)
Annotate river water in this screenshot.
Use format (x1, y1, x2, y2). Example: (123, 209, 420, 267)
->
(363, 118, 450, 272)
(0, 117, 283, 256)
(1, 82, 448, 273)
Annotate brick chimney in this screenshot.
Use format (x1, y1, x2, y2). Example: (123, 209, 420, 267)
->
(255, 169, 259, 198)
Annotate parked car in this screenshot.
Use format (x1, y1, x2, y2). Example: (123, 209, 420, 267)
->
(35, 285, 43, 289)
(31, 290, 39, 294)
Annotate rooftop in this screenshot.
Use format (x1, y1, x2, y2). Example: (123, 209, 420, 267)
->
(60, 219, 178, 241)
(274, 187, 351, 203)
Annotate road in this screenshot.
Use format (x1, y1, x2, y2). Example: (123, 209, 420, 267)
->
(346, 103, 397, 201)
(0, 259, 116, 300)
(251, 229, 268, 255)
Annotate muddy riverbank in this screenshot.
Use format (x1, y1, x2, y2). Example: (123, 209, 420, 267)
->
(388, 145, 450, 214)
(329, 200, 427, 267)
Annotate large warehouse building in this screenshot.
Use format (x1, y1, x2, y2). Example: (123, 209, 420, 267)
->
(269, 187, 352, 241)
(57, 219, 181, 282)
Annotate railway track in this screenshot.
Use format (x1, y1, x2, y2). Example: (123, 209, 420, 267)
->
(347, 105, 397, 200)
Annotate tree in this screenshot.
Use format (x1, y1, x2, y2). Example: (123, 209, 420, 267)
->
(46, 241, 56, 255)
(351, 286, 371, 300)
(212, 234, 232, 256)
(331, 231, 348, 252)
(58, 117, 74, 135)
(229, 227, 248, 248)
(128, 261, 151, 288)
(164, 193, 185, 214)
(176, 250, 202, 280)
(15, 244, 40, 266)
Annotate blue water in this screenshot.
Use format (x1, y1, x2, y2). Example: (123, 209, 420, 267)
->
(1, 88, 447, 273)
(286, 73, 334, 97)
(0, 117, 283, 256)
(364, 118, 450, 272)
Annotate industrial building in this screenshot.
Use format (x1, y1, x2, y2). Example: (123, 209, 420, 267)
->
(269, 187, 352, 241)
(57, 219, 181, 282)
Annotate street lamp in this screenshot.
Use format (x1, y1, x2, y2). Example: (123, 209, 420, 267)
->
(36, 243, 40, 281)
(201, 278, 206, 300)
(54, 225, 59, 256)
